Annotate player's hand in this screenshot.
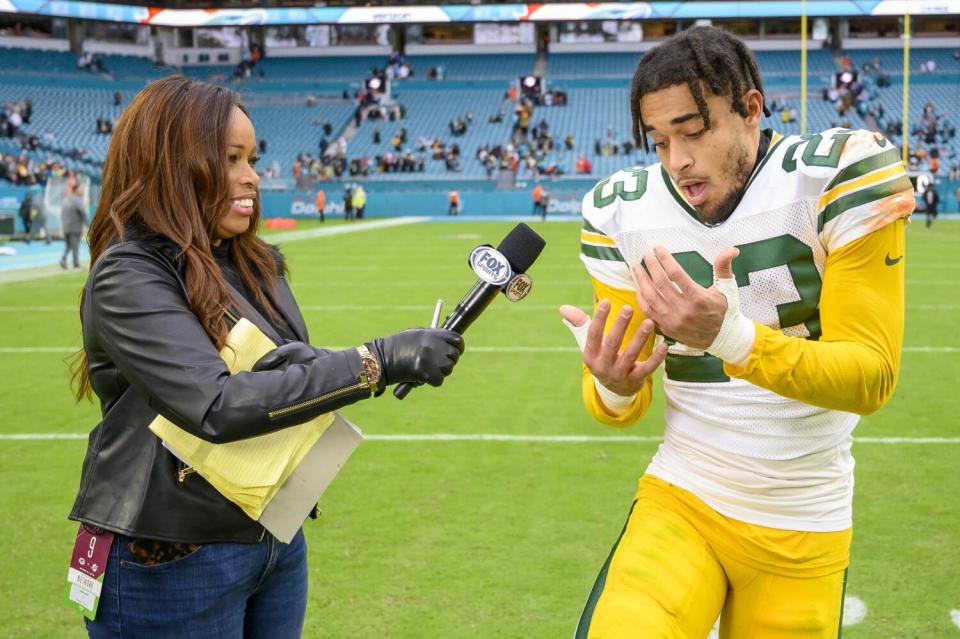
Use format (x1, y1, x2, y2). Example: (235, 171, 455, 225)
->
(559, 301, 667, 397)
(632, 246, 739, 350)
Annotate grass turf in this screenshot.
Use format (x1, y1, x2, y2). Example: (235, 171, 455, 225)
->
(1, 218, 957, 638)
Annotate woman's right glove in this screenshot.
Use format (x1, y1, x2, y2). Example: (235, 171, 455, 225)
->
(367, 328, 464, 388)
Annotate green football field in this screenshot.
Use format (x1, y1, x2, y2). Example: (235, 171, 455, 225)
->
(1, 217, 957, 638)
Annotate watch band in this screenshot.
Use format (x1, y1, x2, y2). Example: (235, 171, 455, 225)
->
(356, 344, 382, 391)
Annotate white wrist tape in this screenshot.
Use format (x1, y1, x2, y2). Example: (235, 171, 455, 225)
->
(561, 315, 637, 415)
(593, 378, 637, 411)
(705, 277, 756, 367)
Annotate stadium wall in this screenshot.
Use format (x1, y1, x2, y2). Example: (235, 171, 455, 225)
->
(262, 182, 593, 219)
(0, 36, 69, 51)
(81, 41, 152, 58)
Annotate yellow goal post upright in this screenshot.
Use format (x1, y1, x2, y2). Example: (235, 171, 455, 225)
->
(902, 10, 911, 165)
(800, 0, 807, 135)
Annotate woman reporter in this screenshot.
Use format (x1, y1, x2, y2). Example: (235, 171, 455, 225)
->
(68, 75, 463, 638)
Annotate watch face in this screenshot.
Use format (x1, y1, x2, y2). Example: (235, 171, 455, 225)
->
(359, 346, 381, 386)
(366, 360, 380, 385)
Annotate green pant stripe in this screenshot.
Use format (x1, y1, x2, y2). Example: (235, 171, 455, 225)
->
(574, 500, 637, 639)
(836, 568, 848, 639)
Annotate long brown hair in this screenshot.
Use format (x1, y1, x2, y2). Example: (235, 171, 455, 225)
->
(72, 75, 283, 401)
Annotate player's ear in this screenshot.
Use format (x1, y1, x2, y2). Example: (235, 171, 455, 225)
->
(743, 89, 764, 126)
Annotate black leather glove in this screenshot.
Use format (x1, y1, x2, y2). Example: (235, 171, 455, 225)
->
(367, 328, 464, 387)
(252, 341, 319, 372)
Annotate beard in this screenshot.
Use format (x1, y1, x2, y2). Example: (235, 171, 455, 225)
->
(695, 140, 753, 225)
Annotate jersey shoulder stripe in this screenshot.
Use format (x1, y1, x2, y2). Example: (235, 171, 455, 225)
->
(818, 173, 913, 231)
(581, 239, 625, 262)
(580, 171, 644, 288)
(817, 139, 912, 231)
(581, 213, 625, 261)
(802, 128, 915, 249)
(823, 145, 902, 194)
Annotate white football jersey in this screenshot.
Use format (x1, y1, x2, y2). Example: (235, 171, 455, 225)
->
(580, 128, 913, 531)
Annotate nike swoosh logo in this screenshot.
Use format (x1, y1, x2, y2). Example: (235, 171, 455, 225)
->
(885, 254, 903, 266)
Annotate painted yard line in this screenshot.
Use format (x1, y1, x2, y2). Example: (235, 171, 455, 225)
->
(278, 278, 958, 287)
(288, 264, 587, 272)
(296, 304, 570, 312)
(0, 303, 954, 313)
(2, 433, 959, 444)
(0, 265, 85, 285)
(0, 219, 429, 285)
(907, 264, 960, 268)
(950, 610, 960, 630)
(3, 346, 959, 354)
(288, 280, 591, 287)
(425, 215, 579, 223)
(0, 304, 584, 313)
(855, 437, 960, 443)
(0, 306, 78, 312)
(265, 217, 429, 243)
(905, 279, 960, 284)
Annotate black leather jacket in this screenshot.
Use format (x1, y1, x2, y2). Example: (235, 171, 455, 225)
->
(69, 233, 373, 543)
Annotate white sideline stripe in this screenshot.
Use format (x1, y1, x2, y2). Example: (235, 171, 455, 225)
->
(299, 305, 568, 312)
(856, 437, 960, 443)
(290, 264, 588, 272)
(283, 278, 960, 288)
(0, 218, 429, 286)
(4, 303, 955, 313)
(265, 217, 429, 243)
(0, 306, 78, 311)
(950, 609, 960, 630)
(909, 264, 960, 268)
(289, 280, 592, 287)
(842, 596, 867, 627)
(3, 345, 960, 354)
(907, 279, 960, 284)
(2, 433, 960, 444)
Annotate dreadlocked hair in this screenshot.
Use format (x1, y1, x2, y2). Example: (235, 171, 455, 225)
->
(630, 26, 771, 153)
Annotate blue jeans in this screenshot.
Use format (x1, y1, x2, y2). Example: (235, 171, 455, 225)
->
(86, 529, 307, 639)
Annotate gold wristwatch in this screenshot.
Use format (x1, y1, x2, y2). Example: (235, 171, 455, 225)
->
(356, 344, 382, 390)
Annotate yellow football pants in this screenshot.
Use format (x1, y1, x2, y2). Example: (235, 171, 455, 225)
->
(576, 475, 851, 639)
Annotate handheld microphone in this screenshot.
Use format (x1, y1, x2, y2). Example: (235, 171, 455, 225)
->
(394, 223, 546, 399)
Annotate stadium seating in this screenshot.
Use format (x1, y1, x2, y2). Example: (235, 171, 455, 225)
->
(0, 47, 170, 81)
(2, 47, 958, 185)
(843, 47, 960, 75)
(405, 54, 535, 80)
(346, 89, 516, 179)
(248, 99, 357, 172)
(546, 49, 836, 79)
(183, 55, 383, 83)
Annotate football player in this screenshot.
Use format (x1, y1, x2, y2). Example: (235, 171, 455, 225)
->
(562, 26, 913, 639)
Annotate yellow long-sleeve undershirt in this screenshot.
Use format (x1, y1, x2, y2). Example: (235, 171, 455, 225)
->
(582, 218, 905, 425)
(725, 218, 905, 415)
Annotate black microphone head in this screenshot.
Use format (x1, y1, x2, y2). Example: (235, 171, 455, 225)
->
(495, 223, 546, 274)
